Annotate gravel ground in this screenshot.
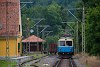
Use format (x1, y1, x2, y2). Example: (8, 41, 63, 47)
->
(58, 59, 70, 67)
(73, 58, 85, 67)
(21, 55, 59, 67)
(31, 55, 59, 67)
(22, 59, 40, 67)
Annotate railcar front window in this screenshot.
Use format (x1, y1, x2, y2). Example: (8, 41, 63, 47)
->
(66, 41, 72, 46)
(60, 41, 65, 46)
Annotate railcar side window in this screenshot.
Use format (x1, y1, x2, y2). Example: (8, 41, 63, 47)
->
(60, 41, 65, 46)
(66, 41, 72, 46)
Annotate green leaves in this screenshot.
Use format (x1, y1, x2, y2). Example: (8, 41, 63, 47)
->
(82, 0, 100, 7)
(45, 2, 62, 25)
(45, 36, 59, 44)
(85, 3, 100, 55)
(44, 2, 62, 35)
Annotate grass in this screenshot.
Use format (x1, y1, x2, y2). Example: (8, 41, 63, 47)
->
(32, 54, 46, 59)
(24, 52, 47, 59)
(0, 60, 17, 67)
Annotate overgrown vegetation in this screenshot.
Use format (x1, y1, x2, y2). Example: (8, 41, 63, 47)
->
(21, 0, 79, 41)
(21, 0, 100, 56)
(83, 0, 100, 56)
(0, 60, 16, 67)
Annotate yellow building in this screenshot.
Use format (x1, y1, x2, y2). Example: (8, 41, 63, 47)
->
(0, 36, 22, 57)
(0, 0, 22, 57)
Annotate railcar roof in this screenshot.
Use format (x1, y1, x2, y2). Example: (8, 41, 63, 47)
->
(58, 37, 73, 41)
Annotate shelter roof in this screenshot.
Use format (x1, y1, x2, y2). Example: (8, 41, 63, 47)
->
(22, 35, 45, 42)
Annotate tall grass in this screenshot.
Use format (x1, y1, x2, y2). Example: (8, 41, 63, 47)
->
(0, 60, 16, 67)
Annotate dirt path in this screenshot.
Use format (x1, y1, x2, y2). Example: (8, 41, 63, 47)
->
(75, 54, 100, 67)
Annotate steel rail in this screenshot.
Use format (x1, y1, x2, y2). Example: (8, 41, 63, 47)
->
(69, 58, 74, 67)
(54, 58, 76, 67)
(54, 59, 62, 67)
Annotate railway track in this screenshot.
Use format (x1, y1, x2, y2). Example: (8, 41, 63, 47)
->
(54, 58, 77, 67)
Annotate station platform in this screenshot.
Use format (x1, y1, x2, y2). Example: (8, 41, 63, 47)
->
(0, 56, 33, 64)
(11, 56, 33, 64)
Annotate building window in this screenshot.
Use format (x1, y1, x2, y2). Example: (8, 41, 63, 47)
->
(19, 25, 20, 32)
(18, 43, 20, 51)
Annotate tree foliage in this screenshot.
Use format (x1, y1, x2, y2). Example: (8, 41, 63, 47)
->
(84, 0, 100, 55)
(20, 0, 100, 56)
(45, 36, 59, 44)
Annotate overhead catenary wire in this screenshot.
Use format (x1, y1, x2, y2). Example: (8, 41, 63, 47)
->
(67, 9, 81, 22)
(65, 7, 85, 54)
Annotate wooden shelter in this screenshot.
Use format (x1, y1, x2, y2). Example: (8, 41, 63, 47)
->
(22, 35, 45, 53)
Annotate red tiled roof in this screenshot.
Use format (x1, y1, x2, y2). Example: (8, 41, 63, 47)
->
(22, 35, 45, 42)
(0, 0, 20, 36)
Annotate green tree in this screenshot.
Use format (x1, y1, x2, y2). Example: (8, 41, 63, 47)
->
(83, 0, 100, 55)
(45, 35, 59, 44)
(44, 2, 62, 35)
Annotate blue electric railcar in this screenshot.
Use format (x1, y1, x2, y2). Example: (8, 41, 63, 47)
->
(57, 37, 74, 57)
